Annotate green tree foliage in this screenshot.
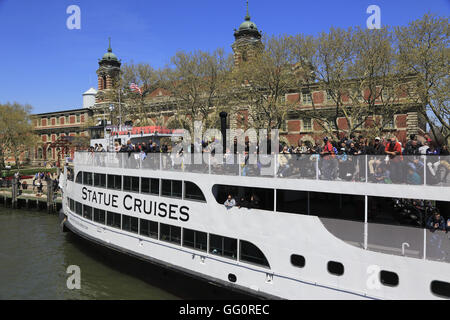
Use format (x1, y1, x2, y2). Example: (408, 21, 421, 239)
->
(0, 102, 38, 169)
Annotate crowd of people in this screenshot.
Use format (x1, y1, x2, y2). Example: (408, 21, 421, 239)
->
(224, 194, 261, 210)
(0, 170, 59, 197)
(85, 133, 449, 185)
(276, 133, 449, 184)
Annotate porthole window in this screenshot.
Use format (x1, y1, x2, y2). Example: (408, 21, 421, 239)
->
(291, 254, 305, 268)
(431, 280, 450, 299)
(327, 261, 344, 276)
(380, 270, 399, 287)
(228, 273, 237, 283)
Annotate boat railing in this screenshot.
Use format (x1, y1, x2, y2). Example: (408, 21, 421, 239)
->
(73, 152, 450, 187)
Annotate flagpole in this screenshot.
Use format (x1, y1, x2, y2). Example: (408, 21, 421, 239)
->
(119, 81, 122, 131)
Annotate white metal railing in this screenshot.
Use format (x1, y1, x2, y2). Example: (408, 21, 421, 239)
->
(74, 152, 450, 187)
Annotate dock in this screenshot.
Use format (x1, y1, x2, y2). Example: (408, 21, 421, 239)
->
(0, 178, 62, 213)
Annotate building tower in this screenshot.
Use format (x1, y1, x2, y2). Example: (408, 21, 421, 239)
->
(96, 38, 121, 102)
(232, 1, 263, 68)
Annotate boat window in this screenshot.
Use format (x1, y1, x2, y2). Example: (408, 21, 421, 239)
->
(107, 174, 122, 190)
(122, 215, 138, 234)
(75, 201, 82, 215)
(83, 172, 93, 186)
(310, 192, 364, 222)
(75, 171, 83, 184)
(106, 211, 121, 229)
(93, 208, 106, 224)
(161, 180, 182, 199)
(277, 190, 308, 215)
(159, 223, 181, 244)
(212, 184, 274, 211)
(67, 167, 74, 182)
(380, 270, 399, 287)
(182, 228, 207, 252)
(94, 173, 106, 188)
(239, 240, 270, 268)
(69, 198, 75, 212)
(209, 234, 237, 260)
(123, 176, 139, 193)
(431, 280, 450, 299)
(141, 178, 160, 195)
(328, 261, 344, 276)
(368, 196, 449, 228)
(291, 254, 306, 268)
(184, 181, 206, 202)
(139, 219, 158, 239)
(82, 205, 92, 220)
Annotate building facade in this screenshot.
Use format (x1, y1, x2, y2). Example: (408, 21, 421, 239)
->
(31, 108, 92, 166)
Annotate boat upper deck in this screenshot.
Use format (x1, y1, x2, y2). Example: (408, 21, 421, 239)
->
(72, 152, 450, 201)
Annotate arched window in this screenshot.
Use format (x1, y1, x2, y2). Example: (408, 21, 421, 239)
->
(37, 148, 43, 160)
(184, 181, 206, 202)
(239, 240, 270, 268)
(47, 147, 53, 160)
(242, 50, 248, 62)
(75, 171, 83, 184)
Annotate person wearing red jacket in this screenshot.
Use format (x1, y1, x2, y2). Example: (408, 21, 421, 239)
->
(385, 136, 403, 183)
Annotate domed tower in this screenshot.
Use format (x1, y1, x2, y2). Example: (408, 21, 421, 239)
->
(232, 1, 263, 68)
(96, 38, 121, 101)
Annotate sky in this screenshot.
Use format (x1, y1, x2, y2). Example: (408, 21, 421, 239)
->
(0, 0, 448, 114)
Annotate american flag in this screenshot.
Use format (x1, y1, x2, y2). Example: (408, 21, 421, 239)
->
(129, 83, 142, 95)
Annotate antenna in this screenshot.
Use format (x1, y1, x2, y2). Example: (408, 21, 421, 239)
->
(245, 0, 250, 20)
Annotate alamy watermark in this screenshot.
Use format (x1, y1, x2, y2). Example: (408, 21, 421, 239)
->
(366, 5, 381, 30)
(66, 5, 81, 30)
(168, 121, 279, 167)
(66, 265, 81, 289)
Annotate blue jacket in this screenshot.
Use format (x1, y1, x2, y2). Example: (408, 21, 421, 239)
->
(426, 216, 446, 231)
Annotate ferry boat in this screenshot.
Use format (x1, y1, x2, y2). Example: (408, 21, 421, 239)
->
(59, 131, 450, 300)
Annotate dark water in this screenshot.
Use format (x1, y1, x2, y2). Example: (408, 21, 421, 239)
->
(0, 208, 252, 300)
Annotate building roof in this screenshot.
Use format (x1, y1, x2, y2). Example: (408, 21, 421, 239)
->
(234, 1, 261, 40)
(101, 37, 119, 62)
(32, 108, 91, 117)
(83, 87, 98, 95)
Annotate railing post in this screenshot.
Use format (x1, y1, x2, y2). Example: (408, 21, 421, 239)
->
(423, 228, 427, 260)
(159, 152, 162, 170)
(364, 195, 368, 250)
(423, 156, 427, 185)
(238, 153, 241, 176)
(208, 153, 211, 174)
(365, 155, 368, 183)
(274, 154, 277, 177)
(315, 156, 319, 180)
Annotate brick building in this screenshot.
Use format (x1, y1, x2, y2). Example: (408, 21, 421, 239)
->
(31, 108, 93, 166)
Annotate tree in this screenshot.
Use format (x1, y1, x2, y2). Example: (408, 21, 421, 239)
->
(120, 62, 161, 125)
(396, 14, 450, 145)
(345, 27, 408, 138)
(231, 34, 296, 131)
(0, 102, 38, 169)
(162, 49, 233, 132)
(291, 27, 357, 140)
